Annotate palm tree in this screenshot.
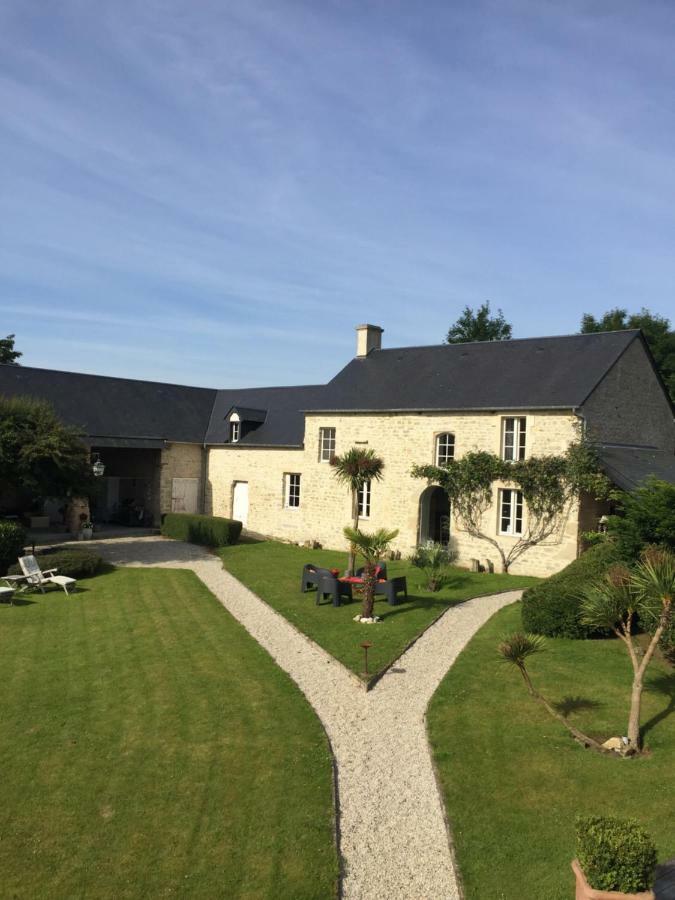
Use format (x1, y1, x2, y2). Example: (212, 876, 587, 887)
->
(581, 550, 674, 754)
(498, 632, 602, 750)
(343, 526, 398, 619)
(331, 447, 385, 574)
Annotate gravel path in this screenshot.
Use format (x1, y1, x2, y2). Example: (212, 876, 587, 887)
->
(92, 536, 521, 900)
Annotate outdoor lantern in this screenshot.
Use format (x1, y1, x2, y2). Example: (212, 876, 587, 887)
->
(92, 454, 106, 478)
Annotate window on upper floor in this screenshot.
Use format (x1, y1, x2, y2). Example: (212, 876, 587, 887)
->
(499, 488, 523, 535)
(284, 473, 301, 508)
(230, 421, 240, 443)
(358, 480, 371, 519)
(319, 427, 336, 462)
(435, 433, 455, 466)
(502, 417, 526, 461)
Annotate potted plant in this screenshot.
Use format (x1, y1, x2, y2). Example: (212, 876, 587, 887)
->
(573, 815, 657, 899)
(78, 514, 94, 541)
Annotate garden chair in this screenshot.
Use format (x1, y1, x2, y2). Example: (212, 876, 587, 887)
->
(316, 574, 353, 607)
(355, 563, 388, 581)
(0, 585, 15, 605)
(373, 576, 407, 606)
(18, 556, 77, 595)
(300, 564, 335, 593)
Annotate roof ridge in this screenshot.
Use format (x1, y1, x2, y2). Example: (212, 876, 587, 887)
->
(374, 329, 641, 354)
(0, 362, 218, 393)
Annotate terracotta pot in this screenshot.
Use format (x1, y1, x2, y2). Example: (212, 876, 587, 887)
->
(572, 860, 655, 900)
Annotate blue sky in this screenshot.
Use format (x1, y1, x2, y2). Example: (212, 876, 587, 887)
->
(1, 1, 674, 387)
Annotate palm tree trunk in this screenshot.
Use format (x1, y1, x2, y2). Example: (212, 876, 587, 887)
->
(347, 491, 359, 576)
(626, 623, 666, 752)
(361, 561, 376, 618)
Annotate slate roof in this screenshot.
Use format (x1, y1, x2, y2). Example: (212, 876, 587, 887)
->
(311, 330, 641, 412)
(0, 364, 216, 444)
(0, 330, 663, 449)
(597, 445, 675, 490)
(205, 386, 326, 446)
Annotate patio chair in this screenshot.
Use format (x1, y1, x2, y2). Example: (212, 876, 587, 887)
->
(316, 574, 353, 607)
(18, 556, 77, 595)
(300, 563, 335, 593)
(0, 586, 15, 605)
(373, 576, 407, 606)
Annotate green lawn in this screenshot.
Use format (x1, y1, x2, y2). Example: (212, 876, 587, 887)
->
(219, 540, 538, 679)
(427, 601, 675, 900)
(0, 567, 337, 899)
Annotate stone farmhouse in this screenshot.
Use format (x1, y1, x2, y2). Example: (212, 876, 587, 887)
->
(1, 325, 674, 576)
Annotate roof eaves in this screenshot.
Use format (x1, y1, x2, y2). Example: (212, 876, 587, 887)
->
(302, 405, 578, 414)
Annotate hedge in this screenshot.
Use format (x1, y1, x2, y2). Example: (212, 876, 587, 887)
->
(8, 548, 103, 579)
(576, 815, 657, 893)
(521, 542, 624, 638)
(0, 521, 26, 576)
(161, 513, 242, 547)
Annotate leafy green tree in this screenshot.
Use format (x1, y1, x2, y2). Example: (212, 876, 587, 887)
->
(0, 396, 95, 502)
(445, 302, 512, 343)
(0, 334, 21, 365)
(581, 549, 674, 754)
(343, 526, 398, 619)
(605, 478, 675, 559)
(330, 447, 384, 574)
(580, 307, 675, 400)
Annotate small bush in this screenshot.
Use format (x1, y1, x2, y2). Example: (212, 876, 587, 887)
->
(161, 513, 242, 548)
(576, 815, 657, 893)
(8, 548, 102, 579)
(0, 521, 27, 576)
(521, 542, 623, 638)
(410, 542, 458, 591)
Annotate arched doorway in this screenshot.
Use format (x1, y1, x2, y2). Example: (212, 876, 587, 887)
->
(418, 486, 450, 545)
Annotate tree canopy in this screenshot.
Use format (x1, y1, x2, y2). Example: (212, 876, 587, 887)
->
(580, 307, 675, 400)
(445, 302, 512, 344)
(0, 395, 95, 501)
(0, 334, 21, 365)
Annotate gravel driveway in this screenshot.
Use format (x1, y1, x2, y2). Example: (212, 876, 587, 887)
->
(92, 536, 521, 900)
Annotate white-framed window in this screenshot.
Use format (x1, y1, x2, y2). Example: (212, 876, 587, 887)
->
(358, 480, 371, 519)
(230, 421, 240, 443)
(319, 427, 336, 462)
(502, 417, 526, 461)
(284, 473, 301, 508)
(435, 433, 455, 466)
(499, 488, 523, 535)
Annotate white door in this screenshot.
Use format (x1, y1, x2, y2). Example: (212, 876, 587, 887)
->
(232, 481, 249, 527)
(171, 478, 200, 514)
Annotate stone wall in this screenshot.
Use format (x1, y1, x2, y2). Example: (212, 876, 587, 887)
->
(582, 337, 675, 451)
(160, 443, 206, 517)
(206, 409, 581, 576)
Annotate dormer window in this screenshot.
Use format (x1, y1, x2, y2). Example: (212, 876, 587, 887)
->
(229, 413, 240, 443)
(435, 433, 455, 466)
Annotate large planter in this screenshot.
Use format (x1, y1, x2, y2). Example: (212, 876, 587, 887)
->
(572, 860, 654, 900)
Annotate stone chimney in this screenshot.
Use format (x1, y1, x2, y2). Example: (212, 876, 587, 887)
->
(355, 324, 383, 357)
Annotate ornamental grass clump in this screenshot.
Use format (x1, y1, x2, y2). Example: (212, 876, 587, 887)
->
(410, 542, 457, 591)
(576, 815, 657, 893)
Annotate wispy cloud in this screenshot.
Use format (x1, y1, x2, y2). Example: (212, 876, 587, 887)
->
(2, 0, 675, 385)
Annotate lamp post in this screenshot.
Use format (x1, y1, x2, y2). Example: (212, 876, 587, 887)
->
(92, 453, 105, 478)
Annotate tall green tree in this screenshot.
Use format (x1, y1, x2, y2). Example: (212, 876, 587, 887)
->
(0, 396, 95, 501)
(330, 447, 385, 574)
(580, 307, 675, 400)
(0, 334, 21, 365)
(445, 302, 512, 344)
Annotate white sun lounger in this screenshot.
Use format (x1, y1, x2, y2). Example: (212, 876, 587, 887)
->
(18, 555, 77, 595)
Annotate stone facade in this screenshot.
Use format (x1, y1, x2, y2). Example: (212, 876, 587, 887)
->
(205, 409, 582, 576)
(160, 443, 206, 517)
(583, 337, 675, 451)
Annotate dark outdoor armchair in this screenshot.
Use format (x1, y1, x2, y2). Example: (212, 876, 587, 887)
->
(316, 574, 353, 607)
(300, 563, 335, 593)
(355, 563, 388, 581)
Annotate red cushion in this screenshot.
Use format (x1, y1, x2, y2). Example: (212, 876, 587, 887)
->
(340, 576, 363, 584)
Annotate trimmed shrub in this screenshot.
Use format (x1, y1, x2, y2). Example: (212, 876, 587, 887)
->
(607, 478, 675, 559)
(7, 548, 102, 579)
(576, 815, 657, 893)
(0, 520, 26, 576)
(161, 513, 242, 548)
(521, 542, 623, 638)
